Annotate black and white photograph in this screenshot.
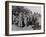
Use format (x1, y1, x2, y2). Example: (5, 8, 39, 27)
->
(5, 1, 45, 36)
(12, 6, 41, 31)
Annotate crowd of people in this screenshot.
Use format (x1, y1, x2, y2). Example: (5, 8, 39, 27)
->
(12, 6, 41, 30)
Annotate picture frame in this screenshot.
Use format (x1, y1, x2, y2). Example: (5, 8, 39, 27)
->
(5, 1, 45, 36)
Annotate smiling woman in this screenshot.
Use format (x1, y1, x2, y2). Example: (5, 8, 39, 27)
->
(5, 1, 45, 36)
